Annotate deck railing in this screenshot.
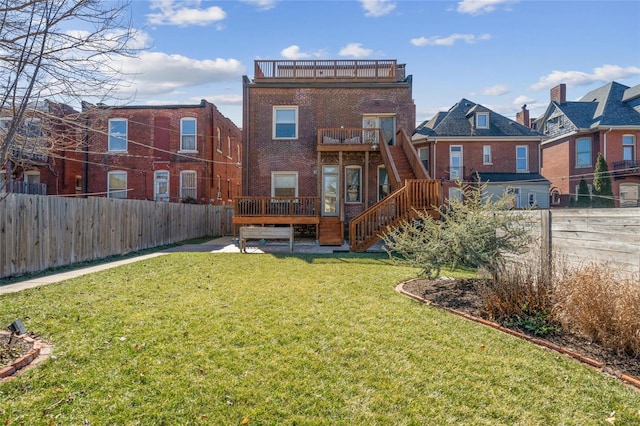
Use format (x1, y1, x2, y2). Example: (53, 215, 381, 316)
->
(317, 128, 382, 146)
(612, 160, 640, 175)
(349, 179, 441, 252)
(234, 197, 320, 217)
(254, 60, 398, 82)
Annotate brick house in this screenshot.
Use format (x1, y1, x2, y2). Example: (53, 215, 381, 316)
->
(82, 100, 242, 204)
(237, 60, 439, 250)
(412, 99, 550, 208)
(536, 82, 640, 207)
(1, 101, 84, 197)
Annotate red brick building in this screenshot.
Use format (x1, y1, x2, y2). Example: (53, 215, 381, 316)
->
(238, 60, 438, 248)
(83, 100, 241, 204)
(536, 82, 640, 207)
(412, 99, 549, 208)
(1, 101, 84, 197)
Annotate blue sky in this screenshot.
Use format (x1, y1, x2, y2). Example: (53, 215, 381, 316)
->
(114, 0, 640, 128)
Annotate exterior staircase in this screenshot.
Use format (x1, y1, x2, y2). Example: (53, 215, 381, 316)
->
(348, 129, 441, 252)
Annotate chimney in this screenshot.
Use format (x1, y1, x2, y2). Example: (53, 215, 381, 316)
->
(516, 104, 530, 127)
(550, 84, 566, 104)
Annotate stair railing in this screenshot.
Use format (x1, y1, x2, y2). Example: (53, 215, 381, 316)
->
(349, 179, 441, 252)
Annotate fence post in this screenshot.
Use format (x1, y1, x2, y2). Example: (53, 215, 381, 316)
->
(540, 209, 552, 283)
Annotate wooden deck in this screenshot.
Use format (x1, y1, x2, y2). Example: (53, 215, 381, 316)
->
(232, 197, 321, 235)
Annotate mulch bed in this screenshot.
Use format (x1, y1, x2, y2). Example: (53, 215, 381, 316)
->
(401, 278, 640, 383)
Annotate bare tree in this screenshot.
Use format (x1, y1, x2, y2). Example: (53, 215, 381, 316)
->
(0, 0, 140, 189)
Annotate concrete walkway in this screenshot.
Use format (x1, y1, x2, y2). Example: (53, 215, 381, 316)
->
(0, 236, 383, 295)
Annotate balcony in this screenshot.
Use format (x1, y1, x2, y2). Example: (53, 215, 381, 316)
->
(612, 160, 640, 177)
(317, 128, 383, 152)
(254, 60, 400, 83)
(10, 147, 48, 164)
(2, 179, 47, 195)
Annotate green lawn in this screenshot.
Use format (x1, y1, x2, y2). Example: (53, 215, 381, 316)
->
(1, 253, 639, 425)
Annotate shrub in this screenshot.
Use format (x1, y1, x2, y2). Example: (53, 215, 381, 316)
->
(553, 264, 640, 356)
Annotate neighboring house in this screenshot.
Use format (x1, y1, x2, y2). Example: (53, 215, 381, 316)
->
(412, 99, 550, 208)
(237, 59, 439, 250)
(1, 101, 83, 197)
(536, 82, 640, 207)
(82, 100, 242, 204)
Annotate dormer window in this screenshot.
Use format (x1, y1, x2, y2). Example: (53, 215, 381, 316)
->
(476, 112, 489, 129)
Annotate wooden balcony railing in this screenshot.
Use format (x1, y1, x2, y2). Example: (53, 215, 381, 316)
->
(254, 60, 398, 82)
(349, 179, 441, 252)
(317, 128, 382, 146)
(234, 197, 319, 217)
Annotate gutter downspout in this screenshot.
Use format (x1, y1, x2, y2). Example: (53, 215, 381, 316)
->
(603, 128, 612, 161)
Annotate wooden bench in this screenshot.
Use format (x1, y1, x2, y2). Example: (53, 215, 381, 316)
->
(239, 226, 294, 253)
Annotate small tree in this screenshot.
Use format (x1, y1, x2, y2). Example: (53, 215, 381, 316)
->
(592, 153, 615, 208)
(576, 177, 591, 208)
(382, 181, 532, 280)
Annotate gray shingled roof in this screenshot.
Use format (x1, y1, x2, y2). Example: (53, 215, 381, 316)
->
(539, 82, 640, 131)
(413, 98, 541, 138)
(476, 172, 551, 185)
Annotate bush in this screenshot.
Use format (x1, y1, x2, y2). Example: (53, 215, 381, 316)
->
(553, 264, 640, 356)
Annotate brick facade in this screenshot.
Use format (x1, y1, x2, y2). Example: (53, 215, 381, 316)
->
(84, 100, 241, 204)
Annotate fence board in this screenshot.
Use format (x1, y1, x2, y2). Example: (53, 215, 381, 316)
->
(0, 194, 228, 279)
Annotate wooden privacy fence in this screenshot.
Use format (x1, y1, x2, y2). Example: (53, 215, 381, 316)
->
(0, 194, 234, 279)
(520, 208, 640, 280)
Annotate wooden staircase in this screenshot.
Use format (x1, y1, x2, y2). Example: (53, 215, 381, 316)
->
(349, 179, 441, 252)
(319, 217, 344, 246)
(348, 129, 440, 252)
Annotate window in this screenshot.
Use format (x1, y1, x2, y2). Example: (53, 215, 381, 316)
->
(154, 171, 169, 201)
(620, 183, 639, 208)
(516, 146, 528, 172)
(237, 144, 241, 164)
(449, 145, 463, 180)
(418, 147, 429, 171)
(378, 166, 389, 201)
(272, 172, 298, 197)
(528, 193, 537, 207)
(623, 135, 636, 161)
(216, 127, 222, 152)
(24, 171, 40, 185)
(108, 171, 127, 198)
(345, 166, 362, 203)
(476, 112, 489, 129)
(273, 106, 298, 139)
(180, 170, 197, 200)
(575, 183, 592, 201)
(506, 187, 521, 209)
(448, 187, 462, 202)
(227, 136, 231, 158)
(108, 119, 127, 152)
(551, 188, 561, 205)
(483, 145, 492, 165)
(576, 137, 592, 168)
(227, 179, 231, 200)
(180, 118, 197, 151)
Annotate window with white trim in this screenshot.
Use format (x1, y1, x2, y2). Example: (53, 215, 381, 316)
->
(516, 146, 528, 172)
(273, 106, 298, 139)
(623, 135, 636, 161)
(180, 118, 197, 151)
(154, 170, 169, 201)
(483, 145, 492, 164)
(216, 127, 222, 152)
(272, 172, 298, 197)
(345, 166, 362, 203)
(575, 183, 593, 200)
(227, 136, 231, 158)
(476, 112, 489, 129)
(528, 193, 537, 207)
(180, 170, 197, 199)
(418, 147, 429, 172)
(620, 183, 639, 207)
(506, 187, 521, 208)
(108, 119, 127, 152)
(107, 171, 127, 198)
(576, 137, 592, 168)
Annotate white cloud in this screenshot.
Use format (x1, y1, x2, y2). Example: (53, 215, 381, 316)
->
(411, 33, 491, 47)
(359, 0, 396, 17)
(339, 43, 373, 58)
(531, 64, 640, 91)
(203, 94, 243, 106)
(116, 52, 245, 97)
(240, 0, 278, 11)
(281, 45, 309, 59)
(147, 0, 226, 26)
(513, 95, 535, 105)
(457, 0, 517, 15)
(482, 84, 509, 96)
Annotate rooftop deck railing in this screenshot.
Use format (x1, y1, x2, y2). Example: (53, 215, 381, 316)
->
(254, 60, 398, 82)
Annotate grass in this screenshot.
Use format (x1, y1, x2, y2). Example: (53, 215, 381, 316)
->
(1, 252, 639, 425)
